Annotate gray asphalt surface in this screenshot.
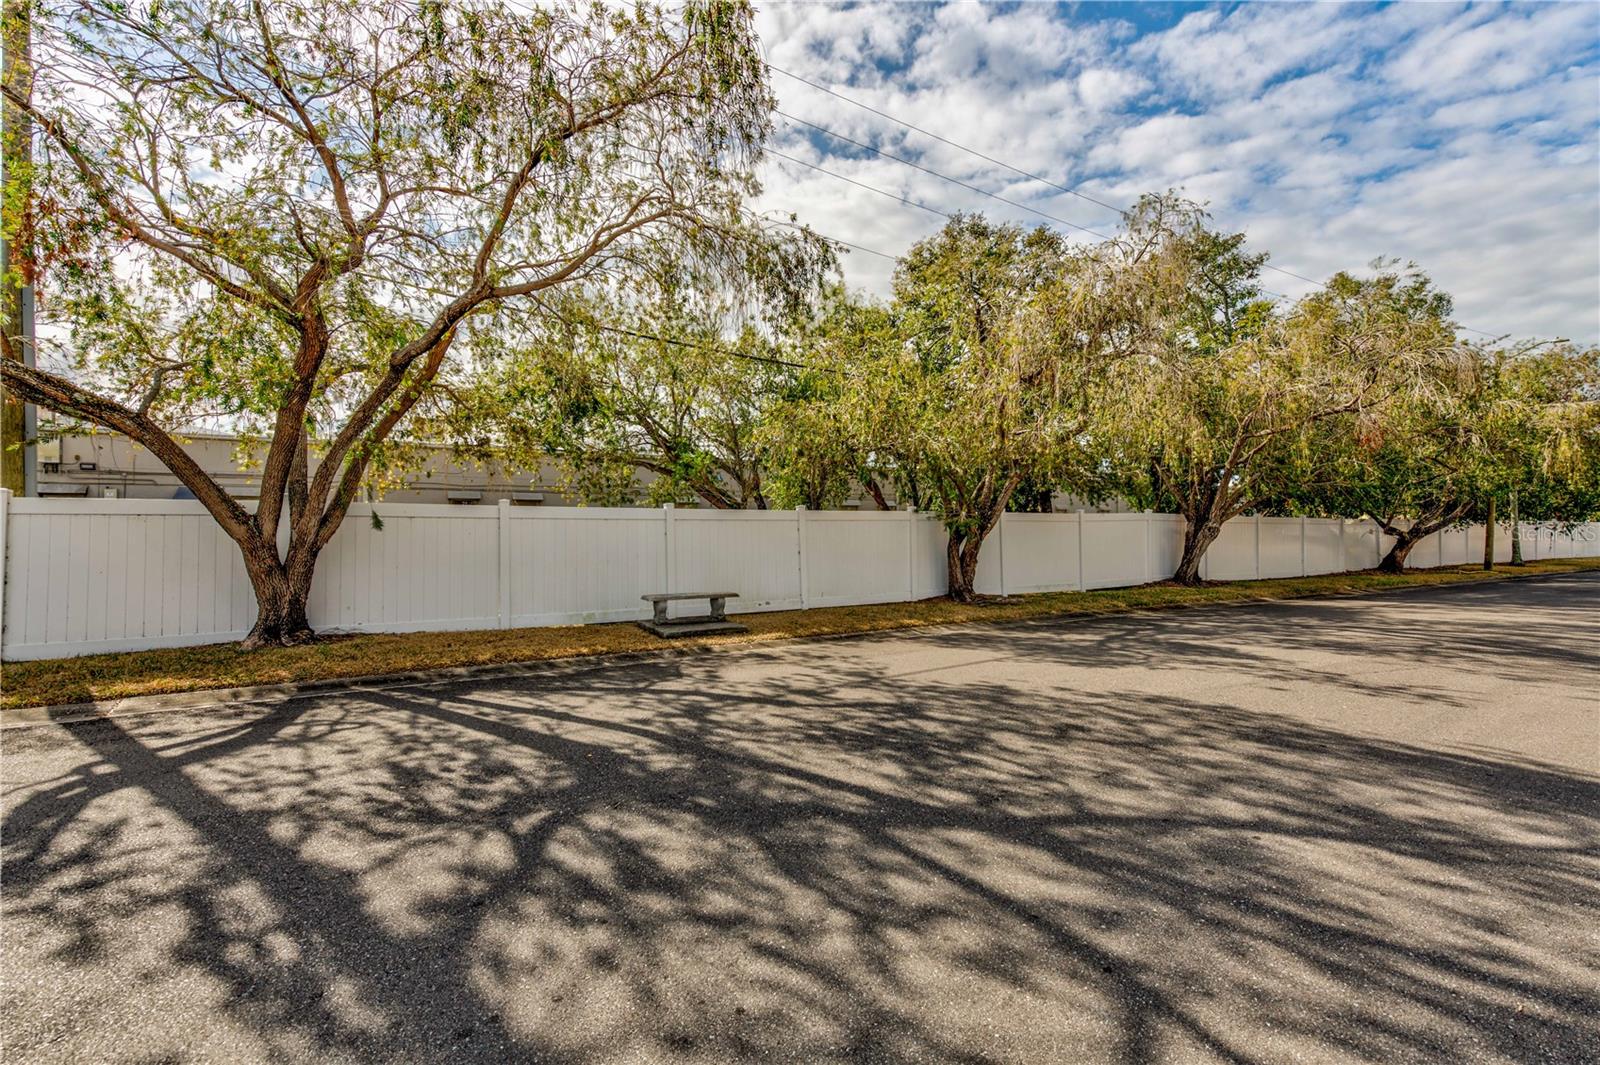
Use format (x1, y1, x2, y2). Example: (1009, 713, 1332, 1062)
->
(3, 573, 1598, 1065)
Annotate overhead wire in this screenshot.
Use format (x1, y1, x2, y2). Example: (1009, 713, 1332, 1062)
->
(776, 110, 1117, 238)
(766, 63, 1510, 339)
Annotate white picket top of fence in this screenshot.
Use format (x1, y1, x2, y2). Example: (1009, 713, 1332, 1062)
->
(0, 489, 1595, 661)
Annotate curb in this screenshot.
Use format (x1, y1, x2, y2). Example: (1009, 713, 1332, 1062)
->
(3, 565, 1589, 730)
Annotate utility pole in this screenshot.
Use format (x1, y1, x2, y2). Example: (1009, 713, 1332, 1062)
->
(1, 0, 35, 496)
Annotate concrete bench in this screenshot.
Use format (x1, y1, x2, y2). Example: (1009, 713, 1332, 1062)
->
(639, 592, 747, 637)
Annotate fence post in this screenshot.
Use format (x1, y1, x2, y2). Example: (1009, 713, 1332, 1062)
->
(905, 506, 917, 601)
(1299, 515, 1307, 576)
(497, 498, 512, 629)
(663, 503, 675, 602)
(796, 505, 809, 608)
(1253, 514, 1262, 579)
(997, 511, 1008, 597)
(1076, 510, 1087, 592)
(1338, 518, 1346, 573)
(0, 488, 9, 653)
(1143, 511, 1152, 584)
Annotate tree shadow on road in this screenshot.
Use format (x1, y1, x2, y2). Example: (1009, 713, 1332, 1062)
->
(4, 587, 1598, 1064)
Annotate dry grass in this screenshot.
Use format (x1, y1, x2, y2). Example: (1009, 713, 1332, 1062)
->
(4, 557, 1596, 711)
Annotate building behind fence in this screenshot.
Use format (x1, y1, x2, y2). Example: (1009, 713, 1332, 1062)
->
(1, 491, 1595, 661)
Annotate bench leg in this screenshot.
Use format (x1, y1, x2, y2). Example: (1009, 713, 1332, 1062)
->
(653, 600, 669, 624)
(709, 597, 726, 621)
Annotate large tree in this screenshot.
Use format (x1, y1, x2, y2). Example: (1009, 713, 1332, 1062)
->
(0, 0, 31, 494)
(2, 0, 793, 644)
(1106, 197, 1460, 584)
(1289, 341, 1599, 572)
(1475, 343, 1600, 553)
(1293, 352, 1489, 573)
(821, 215, 1152, 601)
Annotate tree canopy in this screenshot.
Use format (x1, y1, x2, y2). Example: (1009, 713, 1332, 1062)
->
(1101, 197, 1465, 583)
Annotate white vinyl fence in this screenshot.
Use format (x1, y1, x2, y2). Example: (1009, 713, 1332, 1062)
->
(1, 491, 1595, 661)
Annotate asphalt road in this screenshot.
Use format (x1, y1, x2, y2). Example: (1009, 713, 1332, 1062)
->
(4, 573, 1598, 1065)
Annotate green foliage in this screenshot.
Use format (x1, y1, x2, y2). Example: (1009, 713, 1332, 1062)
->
(1488, 345, 1600, 522)
(770, 215, 1156, 596)
(1100, 193, 1464, 578)
(1285, 342, 1599, 544)
(756, 285, 896, 510)
(435, 228, 830, 509)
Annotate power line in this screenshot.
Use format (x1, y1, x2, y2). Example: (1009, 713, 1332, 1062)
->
(769, 64, 1124, 216)
(769, 134, 1297, 302)
(740, 203, 901, 261)
(771, 63, 1324, 289)
(809, 230, 900, 261)
(753, 211, 900, 260)
(766, 148, 953, 220)
(777, 111, 1115, 238)
(769, 63, 1509, 339)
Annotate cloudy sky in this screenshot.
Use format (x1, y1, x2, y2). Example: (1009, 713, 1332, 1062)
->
(748, 1, 1600, 343)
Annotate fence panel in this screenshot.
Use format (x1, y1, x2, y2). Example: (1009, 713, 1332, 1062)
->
(1152, 516, 1185, 580)
(1258, 517, 1305, 578)
(309, 503, 500, 633)
(994, 513, 1080, 594)
(673, 510, 802, 614)
(1203, 520, 1257, 581)
(1080, 513, 1153, 590)
(913, 516, 949, 599)
(2, 499, 254, 657)
(506, 507, 665, 626)
(1304, 520, 1344, 575)
(1339, 520, 1374, 570)
(1410, 530, 1444, 570)
(804, 511, 917, 608)
(1580, 525, 1600, 557)
(1544, 525, 1579, 558)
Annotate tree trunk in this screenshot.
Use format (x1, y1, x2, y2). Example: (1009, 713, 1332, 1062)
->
(945, 530, 984, 603)
(941, 473, 1021, 602)
(1377, 533, 1419, 574)
(1482, 497, 1495, 570)
(1379, 505, 1470, 574)
(864, 477, 890, 512)
(1173, 513, 1223, 586)
(239, 538, 315, 648)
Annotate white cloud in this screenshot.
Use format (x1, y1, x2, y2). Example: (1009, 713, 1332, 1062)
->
(1077, 67, 1147, 114)
(750, 0, 1600, 342)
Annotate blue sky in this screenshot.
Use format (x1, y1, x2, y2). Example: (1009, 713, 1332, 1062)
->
(751, 1, 1600, 342)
